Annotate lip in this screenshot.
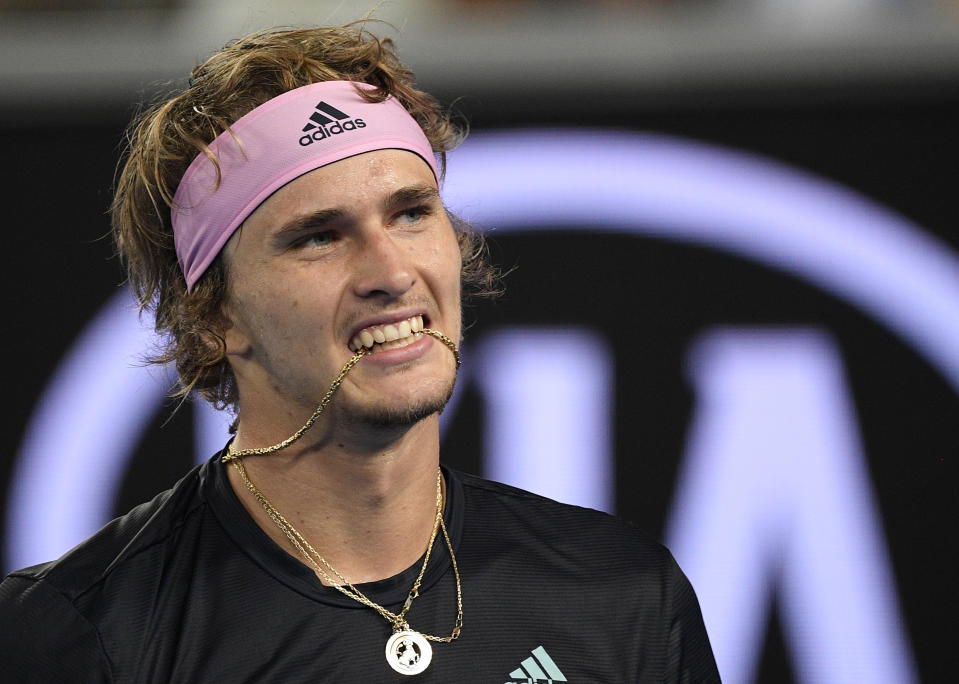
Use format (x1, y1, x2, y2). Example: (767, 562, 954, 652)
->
(347, 309, 430, 344)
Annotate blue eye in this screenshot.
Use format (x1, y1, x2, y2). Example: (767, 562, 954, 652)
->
(304, 232, 334, 248)
(398, 206, 428, 223)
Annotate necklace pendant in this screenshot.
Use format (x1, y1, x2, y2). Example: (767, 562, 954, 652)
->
(385, 629, 433, 676)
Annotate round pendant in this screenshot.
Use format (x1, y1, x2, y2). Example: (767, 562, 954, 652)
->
(385, 629, 433, 676)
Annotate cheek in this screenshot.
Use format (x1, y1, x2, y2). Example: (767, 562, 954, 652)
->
(435, 230, 464, 279)
(427, 234, 464, 336)
(420, 238, 462, 302)
(227, 278, 295, 342)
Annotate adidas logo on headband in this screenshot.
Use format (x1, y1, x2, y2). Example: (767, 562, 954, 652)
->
(299, 101, 366, 146)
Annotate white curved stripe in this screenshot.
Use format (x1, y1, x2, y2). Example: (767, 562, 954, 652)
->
(444, 130, 959, 393)
(6, 294, 174, 570)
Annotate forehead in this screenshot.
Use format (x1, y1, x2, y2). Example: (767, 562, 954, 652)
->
(246, 149, 438, 226)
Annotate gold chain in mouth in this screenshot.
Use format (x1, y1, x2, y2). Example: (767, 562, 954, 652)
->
(220, 328, 465, 668)
(222, 328, 460, 462)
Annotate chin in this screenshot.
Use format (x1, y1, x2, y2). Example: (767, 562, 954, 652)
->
(346, 378, 456, 431)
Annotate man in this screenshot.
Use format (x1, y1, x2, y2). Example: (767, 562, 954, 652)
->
(0, 24, 720, 682)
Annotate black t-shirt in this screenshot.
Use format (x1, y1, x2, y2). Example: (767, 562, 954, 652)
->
(1, 455, 720, 682)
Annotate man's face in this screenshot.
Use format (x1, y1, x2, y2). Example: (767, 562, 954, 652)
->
(221, 149, 462, 431)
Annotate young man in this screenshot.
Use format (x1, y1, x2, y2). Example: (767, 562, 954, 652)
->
(0, 25, 720, 682)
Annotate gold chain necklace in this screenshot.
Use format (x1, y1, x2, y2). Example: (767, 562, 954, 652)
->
(221, 329, 463, 676)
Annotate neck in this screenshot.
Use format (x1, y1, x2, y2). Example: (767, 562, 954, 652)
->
(226, 414, 443, 585)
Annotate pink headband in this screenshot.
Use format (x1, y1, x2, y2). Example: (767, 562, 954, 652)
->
(171, 81, 439, 290)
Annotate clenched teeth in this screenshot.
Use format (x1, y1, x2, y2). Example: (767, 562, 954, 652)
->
(349, 315, 425, 353)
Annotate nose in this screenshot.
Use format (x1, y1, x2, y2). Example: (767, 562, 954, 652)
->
(351, 229, 416, 299)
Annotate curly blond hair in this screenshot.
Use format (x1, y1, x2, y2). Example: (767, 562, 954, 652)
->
(112, 24, 498, 413)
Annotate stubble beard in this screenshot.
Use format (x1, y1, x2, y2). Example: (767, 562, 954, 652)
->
(342, 372, 458, 431)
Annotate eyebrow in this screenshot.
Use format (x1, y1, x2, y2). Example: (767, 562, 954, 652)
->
(271, 183, 441, 244)
(384, 183, 441, 210)
(270, 207, 344, 246)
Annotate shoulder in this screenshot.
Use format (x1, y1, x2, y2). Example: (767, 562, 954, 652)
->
(2, 461, 208, 611)
(453, 470, 720, 680)
(0, 571, 114, 680)
(455, 469, 677, 579)
(453, 470, 706, 631)
(0, 462, 211, 680)
(457, 470, 662, 543)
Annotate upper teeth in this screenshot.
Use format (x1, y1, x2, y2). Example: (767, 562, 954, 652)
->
(350, 315, 425, 352)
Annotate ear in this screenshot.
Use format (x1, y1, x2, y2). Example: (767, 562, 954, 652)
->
(220, 298, 251, 357)
(213, 228, 252, 358)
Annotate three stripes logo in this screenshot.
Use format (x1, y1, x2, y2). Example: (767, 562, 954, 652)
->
(505, 645, 568, 683)
(298, 101, 366, 146)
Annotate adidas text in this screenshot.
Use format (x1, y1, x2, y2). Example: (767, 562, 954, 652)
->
(299, 118, 366, 146)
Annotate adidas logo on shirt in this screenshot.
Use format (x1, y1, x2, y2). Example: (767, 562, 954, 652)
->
(298, 101, 366, 146)
(505, 645, 568, 683)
